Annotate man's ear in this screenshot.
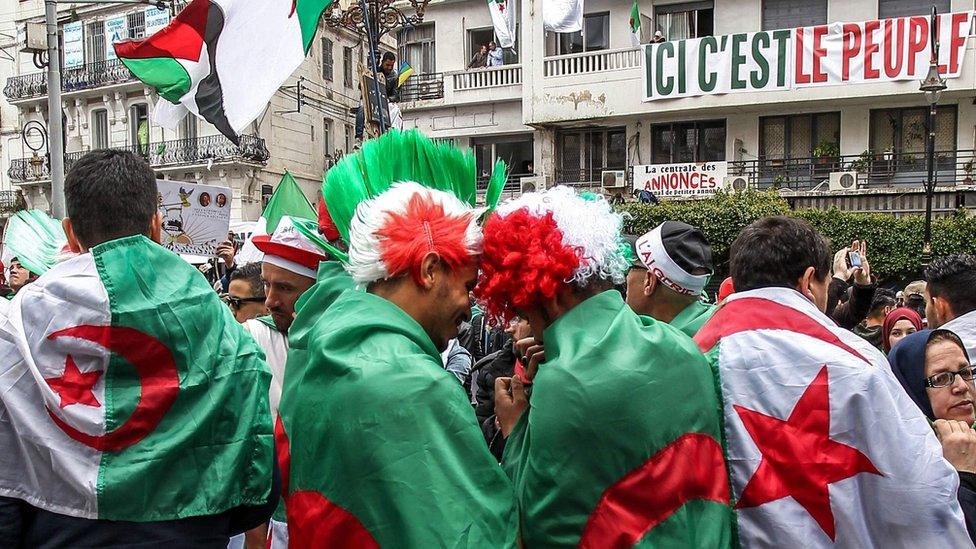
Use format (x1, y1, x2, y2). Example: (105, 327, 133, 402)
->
(798, 266, 817, 303)
(62, 218, 84, 253)
(934, 296, 955, 326)
(643, 270, 658, 297)
(418, 252, 441, 291)
(149, 212, 162, 244)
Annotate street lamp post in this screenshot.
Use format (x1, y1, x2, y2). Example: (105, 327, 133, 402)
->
(324, 0, 431, 138)
(919, 6, 947, 265)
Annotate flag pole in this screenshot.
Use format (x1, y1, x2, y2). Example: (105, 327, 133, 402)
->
(44, 0, 65, 218)
(360, 0, 387, 134)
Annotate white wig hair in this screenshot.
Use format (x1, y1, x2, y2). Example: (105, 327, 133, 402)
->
(495, 185, 628, 286)
(346, 181, 484, 285)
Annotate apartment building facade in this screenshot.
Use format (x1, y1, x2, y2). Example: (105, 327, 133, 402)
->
(400, 0, 976, 215)
(2, 0, 374, 222)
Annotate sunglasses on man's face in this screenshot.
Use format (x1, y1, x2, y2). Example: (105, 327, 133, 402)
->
(224, 296, 266, 310)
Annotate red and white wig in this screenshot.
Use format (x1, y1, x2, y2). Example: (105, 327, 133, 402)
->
(475, 186, 628, 323)
(347, 182, 483, 285)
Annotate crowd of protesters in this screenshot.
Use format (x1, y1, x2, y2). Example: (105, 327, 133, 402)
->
(1, 141, 976, 547)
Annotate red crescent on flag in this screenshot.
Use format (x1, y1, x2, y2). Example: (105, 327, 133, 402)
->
(579, 433, 730, 548)
(45, 325, 181, 452)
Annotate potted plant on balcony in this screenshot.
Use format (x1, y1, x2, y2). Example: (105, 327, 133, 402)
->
(848, 149, 873, 173)
(963, 159, 974, 185)
(813, 140, 839, 177)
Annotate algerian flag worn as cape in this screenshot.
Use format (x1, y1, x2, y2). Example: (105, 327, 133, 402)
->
(0, 235, 273, 520)
(114, 0, 332, 142)
(2, 209, 67, 277)
(236, 171, 316, 266)
(487, 0, 517, 49)
(276, 265, 518, 546)
(503, 290, 733, 547)
(694, 287, 971, 546)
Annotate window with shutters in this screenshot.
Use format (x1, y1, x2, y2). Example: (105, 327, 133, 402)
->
(760, 113, 840, 160)
(86, 21, 105, 63)
(397, 24, 436, 74)
(343, 47, 353, 88)
(870, 106, 956, 154)
(556, 127, 626, 183)
(557, 13, 609, 55)
(321, 37, 334, 82)
(878, 0, 950, 19)
(323, 118, 332, 153)
(92, 109, 109, 149)
(179, 116, 197, 140)
(127, 11, 146, 40)
(761, 0, 826, 31)
(652, 120, 726, 164)
(654, 1, 713, 41)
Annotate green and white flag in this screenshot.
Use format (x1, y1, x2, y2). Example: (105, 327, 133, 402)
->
(487, 0, 517, 49)
(0, 235, 273, 520)
(1, 209, 66, 276)
(630, 0, 642, 46)
(236, 170, 316, 266)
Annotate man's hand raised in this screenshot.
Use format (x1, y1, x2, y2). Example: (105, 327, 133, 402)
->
(495, 376, 528, 438)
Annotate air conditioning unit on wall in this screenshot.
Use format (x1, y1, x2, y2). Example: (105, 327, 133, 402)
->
(601, 170, 627, 190)
(722, 175, 752, 192)
(520, 175, 548, 194)
(828, 171, 859, 191)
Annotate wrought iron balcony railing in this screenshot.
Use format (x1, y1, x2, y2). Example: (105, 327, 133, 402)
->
(8, 135, 269, 183)
(4, 58, 137, 100)
(553, 150, 976, 192)
(725, 149, 975, 190)
(399, 73, 444, 102)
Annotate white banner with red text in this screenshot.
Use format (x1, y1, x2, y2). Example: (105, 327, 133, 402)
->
(631, 161, 728, 197)
(643, 11, 974, 101)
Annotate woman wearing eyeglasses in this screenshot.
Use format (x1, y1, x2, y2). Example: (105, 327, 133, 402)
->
(890, 329, 976, 541)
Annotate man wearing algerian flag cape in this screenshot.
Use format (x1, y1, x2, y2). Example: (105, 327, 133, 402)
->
(276, 129, 517, 546)
(694, 216, 971, 546)
(475, 186, 733, 547)
(0, 150, 276, 544)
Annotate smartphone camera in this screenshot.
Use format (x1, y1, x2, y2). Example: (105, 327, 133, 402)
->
(848, 251, 862, 268)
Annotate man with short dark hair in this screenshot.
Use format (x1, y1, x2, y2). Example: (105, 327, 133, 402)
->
(7, 258, 38, 295)
(0, 149, 276, 546)
(694, 216, 969, 546)
(354, 51, 400, 142)
(926, 254, 976, 360)
(853, 288, 897, 350)
(625, 221, 716, 337)
(227, 262, 267, 324)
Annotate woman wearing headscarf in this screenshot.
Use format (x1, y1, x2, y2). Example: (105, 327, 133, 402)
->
(883, 307, 924, 354)
(890, 329, 976, 542)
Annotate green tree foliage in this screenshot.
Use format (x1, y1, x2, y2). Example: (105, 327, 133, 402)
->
(619, 191, 976, 281)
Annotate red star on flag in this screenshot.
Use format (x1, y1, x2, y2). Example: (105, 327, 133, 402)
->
(733, 366, 882, 540)
(45, 355, 103, 409)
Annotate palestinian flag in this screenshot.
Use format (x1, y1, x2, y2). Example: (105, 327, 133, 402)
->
(630, 0, 642, 46)
(0, 235, 273, 520)
(235, 170, 316, 266)
(114, 0, 332, 142)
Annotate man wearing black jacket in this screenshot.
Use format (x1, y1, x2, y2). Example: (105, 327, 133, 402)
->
(826, 240, 877, 330)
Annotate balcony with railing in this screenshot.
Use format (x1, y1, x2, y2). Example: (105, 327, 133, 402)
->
(4, 58, 138, 101)
(727, 149, 975, 191)
(8, 134, 269, 183)
(399, 65, 523, 110)
(543, 48, 642, 78)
